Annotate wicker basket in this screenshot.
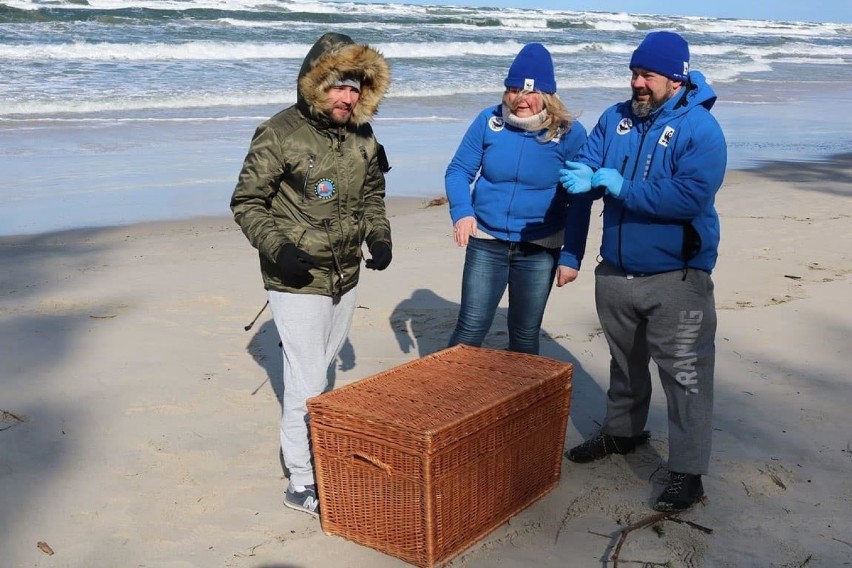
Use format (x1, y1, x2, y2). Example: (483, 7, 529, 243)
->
(307, 344, 573, 568)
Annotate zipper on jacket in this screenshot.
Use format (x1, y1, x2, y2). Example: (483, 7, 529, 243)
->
(617, 151, 636, 270)
(301, 154, 315, 203)
(618, 113, 661, 271)
(506, 135, 527, 234)
(321, 218, 344, 297)
(295, 229, 307, 248)
(335, 128, 344, 155)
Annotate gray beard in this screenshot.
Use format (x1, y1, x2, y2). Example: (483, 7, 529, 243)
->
(632, 99, 658, 118)
(632, 86, 677, 118)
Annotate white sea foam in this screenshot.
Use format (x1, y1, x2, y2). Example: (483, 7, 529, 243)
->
(0, 41, 310, 60)
(3, 38, 844, 63)
(498, 18, 549, 30)
(703, 60, 774, 81)
(5, 0, 849, 30)
(590, 20, 638, 32)
(3, 93, 296, 115)
(0, 75, 629, 116)
(0, 114, 466, 128)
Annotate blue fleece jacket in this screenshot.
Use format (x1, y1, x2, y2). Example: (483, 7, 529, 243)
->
(577, 71, 727, 274)
(445, 105, 590, 269)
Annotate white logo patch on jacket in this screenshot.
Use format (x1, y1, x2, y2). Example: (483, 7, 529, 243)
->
(488, 116, 505, 132)
(616, 118, 633, 135)
(659, 126, 676, 147)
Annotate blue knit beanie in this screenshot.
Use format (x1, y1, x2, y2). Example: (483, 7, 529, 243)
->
(629, 31, 690, 81)
(504, 43, 556, 94)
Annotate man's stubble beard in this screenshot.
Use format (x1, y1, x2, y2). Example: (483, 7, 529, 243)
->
(328, 105, 354, 126)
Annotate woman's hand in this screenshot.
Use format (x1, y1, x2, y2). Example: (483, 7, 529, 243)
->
(453, 216, 478, 247)
(556, 265, 579, 287)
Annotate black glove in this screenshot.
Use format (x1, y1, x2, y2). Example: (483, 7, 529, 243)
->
(276, 243, 319, 278)
(365, 241, 392, 271)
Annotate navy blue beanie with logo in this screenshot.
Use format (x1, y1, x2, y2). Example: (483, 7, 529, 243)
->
(504, 43, 556, 94)
(629, 31, 690, 81)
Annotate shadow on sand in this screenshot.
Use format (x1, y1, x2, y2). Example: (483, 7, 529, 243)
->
(245, 286, 666, 486)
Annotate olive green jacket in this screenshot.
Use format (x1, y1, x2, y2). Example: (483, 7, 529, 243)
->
(231, 33, 392, 297)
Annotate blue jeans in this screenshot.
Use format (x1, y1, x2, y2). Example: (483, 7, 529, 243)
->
(449, 237, 559, 354)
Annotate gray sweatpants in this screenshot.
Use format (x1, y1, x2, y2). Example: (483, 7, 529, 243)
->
(595, 261, 716, 474)
(268, 288, 357, 486)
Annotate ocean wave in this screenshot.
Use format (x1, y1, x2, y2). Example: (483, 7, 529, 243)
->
(702, 60, 774, 81)
(0, 112, 468, 130)
(3, 0, 849, 32)
(0, 41, 311, 60)
(2, 38, 847, 62)
(2, 0, 849, 119)
(2, 93, 297, 115)
(0, 77, 626, 116)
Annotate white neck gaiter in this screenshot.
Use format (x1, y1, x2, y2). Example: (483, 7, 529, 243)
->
(502, 103, 547, 131)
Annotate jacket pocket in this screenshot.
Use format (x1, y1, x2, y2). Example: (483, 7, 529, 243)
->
(682, 222, 702, 262)
(301, 153, 316, 203)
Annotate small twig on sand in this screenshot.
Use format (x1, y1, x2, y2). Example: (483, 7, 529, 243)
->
(798, 554, 812, 567)
(609, 506, 714, 567)
(767, 471, 787, 490)
(668, 517, 714, 534)
(555, 497, 580, 544)
(1, 409, 26, 432)
(1, 409, 24, 422)
(251, 377, 269, 396)
(425, 197, 448, 207)
(233, 541, 267, 558)
(833, 537, 852, 549)
(611, 511, 677, 567)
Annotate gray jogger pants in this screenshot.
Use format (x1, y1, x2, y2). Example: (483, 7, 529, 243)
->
(268, 288, 357, 486)
(595, 261, 716, 474)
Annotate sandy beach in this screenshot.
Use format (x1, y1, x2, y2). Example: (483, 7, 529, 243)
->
(1, 154, 851, 568)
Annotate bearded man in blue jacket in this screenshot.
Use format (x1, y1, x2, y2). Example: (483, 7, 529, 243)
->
(559, 31, 727, 512)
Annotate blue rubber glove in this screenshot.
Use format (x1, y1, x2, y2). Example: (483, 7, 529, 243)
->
(558, 161, 593, 194)
(591, 168, 625, 198)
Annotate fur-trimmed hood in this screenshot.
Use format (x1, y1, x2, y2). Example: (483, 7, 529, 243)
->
(297, 32, 390, 127)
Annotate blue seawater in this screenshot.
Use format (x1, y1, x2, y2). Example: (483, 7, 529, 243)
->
(1, 0, 850, 234)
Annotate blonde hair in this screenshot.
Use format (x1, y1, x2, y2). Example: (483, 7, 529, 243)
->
(503, 90, 575, 142)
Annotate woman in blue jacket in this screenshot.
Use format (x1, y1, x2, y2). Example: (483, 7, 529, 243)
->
(445, 43, 589, 354)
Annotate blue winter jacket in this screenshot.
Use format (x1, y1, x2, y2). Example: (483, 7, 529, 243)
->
(445, 105, 590, 269)
(577, 71, 727, 274)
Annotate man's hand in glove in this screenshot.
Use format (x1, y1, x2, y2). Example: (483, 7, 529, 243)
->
(276, 243, 319, 278)
(365, 242, 392, 270)
(591, 168, 625, 198)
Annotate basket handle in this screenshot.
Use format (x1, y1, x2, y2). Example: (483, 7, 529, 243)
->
(351, 452, 393, 475)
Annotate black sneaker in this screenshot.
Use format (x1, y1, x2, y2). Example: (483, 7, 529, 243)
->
(565, 431, 650, 463)
(284, 483, 320, 517)
(654, 472, 704, 512)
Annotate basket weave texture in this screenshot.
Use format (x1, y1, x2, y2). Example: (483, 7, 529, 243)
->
(307, 344, 573, 567)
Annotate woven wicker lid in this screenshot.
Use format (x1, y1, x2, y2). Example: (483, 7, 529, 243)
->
(307, 345, 572, 452)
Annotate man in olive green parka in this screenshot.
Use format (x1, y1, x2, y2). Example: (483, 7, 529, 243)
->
(231, 32, 392, 517)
